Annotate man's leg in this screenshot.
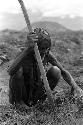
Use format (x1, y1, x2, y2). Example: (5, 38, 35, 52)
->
(9, 73, 24, 104)
(9, 67, 28, 105)
(32, 66, 61, 104)
(46, 66, 61, 90)
(9, 76, 15, 104)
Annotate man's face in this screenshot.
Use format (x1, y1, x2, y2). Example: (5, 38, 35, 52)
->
(38, 40, 48, 58)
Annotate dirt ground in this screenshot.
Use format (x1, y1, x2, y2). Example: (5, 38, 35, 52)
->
(0, 61, 83, 125)
(0, 30, 83, 124)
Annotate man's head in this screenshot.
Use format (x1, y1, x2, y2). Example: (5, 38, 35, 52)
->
(34, 28, 51, 56)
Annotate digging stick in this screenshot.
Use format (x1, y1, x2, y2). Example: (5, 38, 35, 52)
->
(13, 0, 55, 106)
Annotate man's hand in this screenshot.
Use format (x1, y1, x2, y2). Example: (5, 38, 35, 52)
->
(27, 32, 38, 48)
(74, 87, 83, 98)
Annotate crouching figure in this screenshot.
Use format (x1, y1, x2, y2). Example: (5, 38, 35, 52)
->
(8, 28, 83, 107)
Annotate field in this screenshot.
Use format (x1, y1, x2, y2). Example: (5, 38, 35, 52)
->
(0, 29, 83, 125)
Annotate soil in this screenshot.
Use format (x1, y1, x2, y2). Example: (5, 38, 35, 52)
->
(0, 30, 83, 125)
(0, 56, 83, 125)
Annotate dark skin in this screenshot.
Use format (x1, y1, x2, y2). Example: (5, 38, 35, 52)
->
(9, 33, 83, 107)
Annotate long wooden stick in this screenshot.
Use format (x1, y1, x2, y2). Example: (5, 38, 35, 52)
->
(18, 0, 55, 105)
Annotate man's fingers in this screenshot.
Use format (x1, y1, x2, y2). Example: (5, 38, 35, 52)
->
(74, 88, 83, 98)
(27, 33, 38, 42)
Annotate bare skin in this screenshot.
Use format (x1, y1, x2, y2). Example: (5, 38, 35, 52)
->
(46, 51, 83, 98)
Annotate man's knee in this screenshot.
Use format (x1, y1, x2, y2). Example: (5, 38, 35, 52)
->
(46, 66, 61, 90)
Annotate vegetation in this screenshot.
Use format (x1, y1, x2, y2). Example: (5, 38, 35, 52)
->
(0, 28, 83, 125)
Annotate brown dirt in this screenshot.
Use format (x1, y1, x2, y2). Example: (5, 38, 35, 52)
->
(0, 62, 83, 125)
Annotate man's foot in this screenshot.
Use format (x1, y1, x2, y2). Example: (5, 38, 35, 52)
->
(15, 101, 29, 110)
(27, 100, 34, 107)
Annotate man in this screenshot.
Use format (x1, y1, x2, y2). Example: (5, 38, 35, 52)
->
(9, 28, 83, 107)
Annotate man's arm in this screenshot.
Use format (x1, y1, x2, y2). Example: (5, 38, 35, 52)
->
(46, 51, 83, 97)
(46, 52, 73, 86)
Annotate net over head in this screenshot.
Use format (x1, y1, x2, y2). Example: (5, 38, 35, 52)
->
(34, 28, 51, 56)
